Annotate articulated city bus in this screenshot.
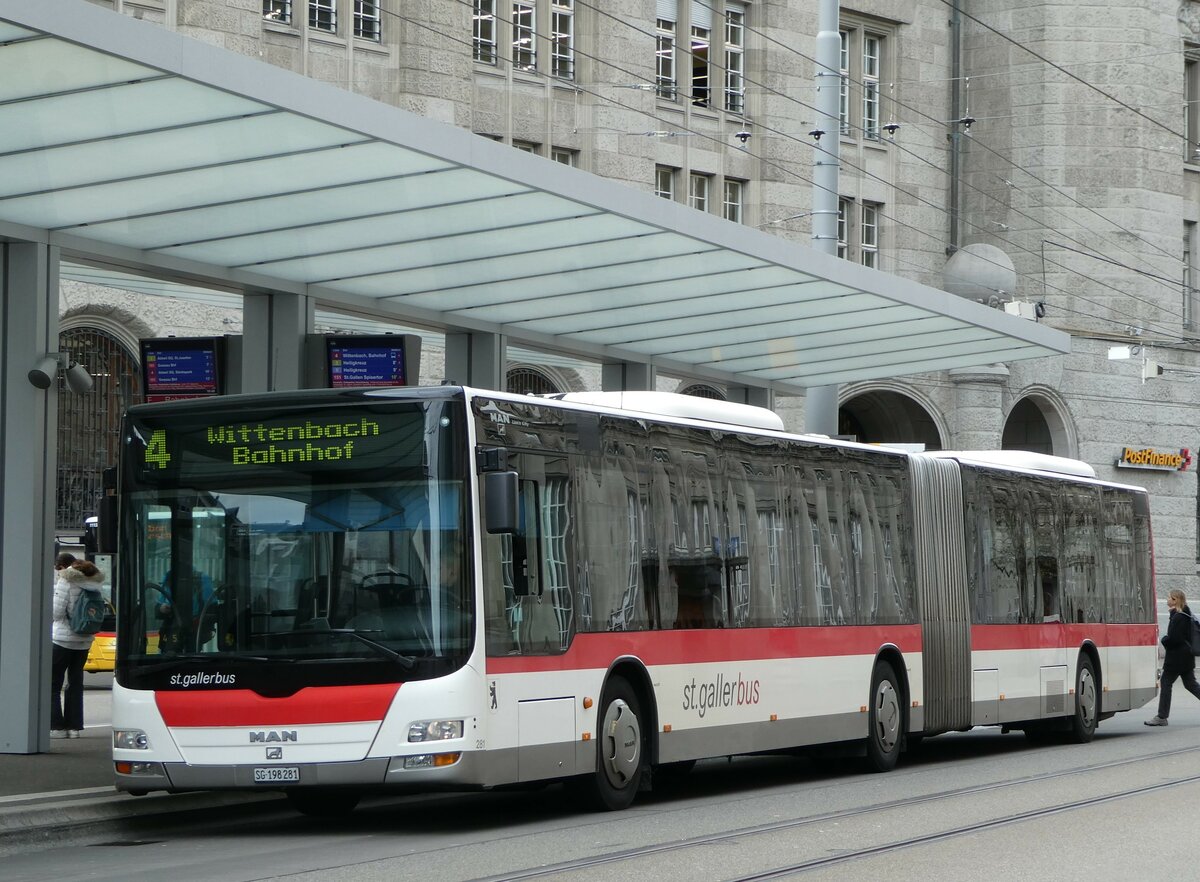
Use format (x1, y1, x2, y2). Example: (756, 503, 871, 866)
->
(109, 386, 1158, 815)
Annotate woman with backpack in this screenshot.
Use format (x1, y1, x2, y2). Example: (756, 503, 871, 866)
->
(50, 557, 105, 739)
(1145, 588, 1200, 726)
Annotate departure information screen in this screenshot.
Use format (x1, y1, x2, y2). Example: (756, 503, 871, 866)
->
(326, 337, 407, 387)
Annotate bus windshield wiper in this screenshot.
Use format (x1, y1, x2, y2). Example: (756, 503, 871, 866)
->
(294, 627, 416, 669)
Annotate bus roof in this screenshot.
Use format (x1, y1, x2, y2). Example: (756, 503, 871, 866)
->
(546, 391, 786, 432)
(928, 450, 1097, 479)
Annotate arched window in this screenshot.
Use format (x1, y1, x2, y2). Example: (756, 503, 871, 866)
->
(506, 366, 561, 396)
(678, 383, 725, 400)
(56, 327, 141, 533)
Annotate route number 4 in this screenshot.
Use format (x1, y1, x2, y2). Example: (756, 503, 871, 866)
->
(144, 429, 171, 469)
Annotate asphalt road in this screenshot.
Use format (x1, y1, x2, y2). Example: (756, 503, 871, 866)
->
(5, 695, 1196, 882)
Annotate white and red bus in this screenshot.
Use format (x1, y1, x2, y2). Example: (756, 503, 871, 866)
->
(108, 387, 1158, 814)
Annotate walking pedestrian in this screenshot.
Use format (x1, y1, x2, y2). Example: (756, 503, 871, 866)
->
(50, 558, 104, 739)
(1145, 588, 1200, 726)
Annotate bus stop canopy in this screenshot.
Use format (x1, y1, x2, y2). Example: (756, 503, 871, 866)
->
(0, 0, 1069, 391)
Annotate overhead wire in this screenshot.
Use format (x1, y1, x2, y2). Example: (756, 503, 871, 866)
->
(368, 1, 1189, 337)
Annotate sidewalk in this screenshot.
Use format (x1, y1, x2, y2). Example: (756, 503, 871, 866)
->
(0, 725, 281, 851)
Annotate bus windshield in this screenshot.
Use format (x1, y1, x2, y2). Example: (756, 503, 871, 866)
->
(115, 396, 470, 690)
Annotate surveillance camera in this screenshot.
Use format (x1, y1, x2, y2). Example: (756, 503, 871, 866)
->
(27, 356, 59, 390)
(66, 362, 94, 394)
(735, 130, 751, 144)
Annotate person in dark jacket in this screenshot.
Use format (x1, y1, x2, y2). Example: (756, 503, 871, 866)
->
(1145, 588, 1200, 725)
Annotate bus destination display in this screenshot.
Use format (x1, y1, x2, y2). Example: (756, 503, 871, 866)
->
(326, 337, 407, 388)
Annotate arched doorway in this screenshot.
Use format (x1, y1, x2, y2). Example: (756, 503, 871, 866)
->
(1002, 396, 1056, 455)
(838, 389, 943, 450)
(56, 327, 141, 533)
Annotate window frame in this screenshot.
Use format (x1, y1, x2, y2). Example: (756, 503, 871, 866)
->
(839, 22, 891, 143)
(474, 0, 498, 64)
(354, 0, 381, 41)
(551, 0, 575, 80)
(688, 172, 711, 212)
(723, 178, 744, 223)
(309, 0, 336, 33)
(724, 4, 745, 114)
(656, 18, 678, 100)
(263, 1, 292, 25)
(655, 166, 677, 200)
(512, 0, 537, 72)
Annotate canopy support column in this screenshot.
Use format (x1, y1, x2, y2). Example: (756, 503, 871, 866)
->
(241, 292, 314, 392)
(728, 384, 775, 412)
(446, 331, 507, 390)
(0, 240, 59, 754)
(601, 362, 655, 392)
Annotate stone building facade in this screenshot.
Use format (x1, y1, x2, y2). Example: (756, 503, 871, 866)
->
(63, 0, 1200, 596)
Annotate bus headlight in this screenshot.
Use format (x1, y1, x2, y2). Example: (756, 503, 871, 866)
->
(113, 729, 150, 750)
(408, 719, 464, 742)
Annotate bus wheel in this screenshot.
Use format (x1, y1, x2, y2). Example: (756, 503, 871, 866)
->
(587, 676, 646, 810)
(866, 660, 902, 772)
(286, 789, 361, 817)
(1068, 656, 1099, 744)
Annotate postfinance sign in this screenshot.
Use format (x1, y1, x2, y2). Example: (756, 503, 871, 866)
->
(1115, 446, 1191, 472)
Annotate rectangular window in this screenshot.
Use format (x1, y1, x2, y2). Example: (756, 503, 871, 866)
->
(551, 147, 578, 166)
(689, 173, 710, 212)
(862, 34, 881, 140)
(691, 25, 711, 105)
(723, 178, 744, 223)
(1186, 221, 1197, 330)
(839, 31, 850, 135)
(837, 198, 850, 259)
(656, 18, 677, 99)
(309, 0, 336, 32)
(1187, 52, 1200, 161)
(655, 166, 676, 200)
(861, 202, 879, 268)
(513, 140, 539, 153)
(474, 0, 497, 63)
(551, 0, 575, 80)
(513, 1, 536, 71)
(354, 1, 381, 40)
(263, 1, 291, 24)
(724, 5, 745, 113)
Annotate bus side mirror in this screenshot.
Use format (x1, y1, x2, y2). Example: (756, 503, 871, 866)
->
(484, 471, 519, 534)
(98, 495, 118, 554)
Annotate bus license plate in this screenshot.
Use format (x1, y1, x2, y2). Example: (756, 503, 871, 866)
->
(253, 767, 299, 783)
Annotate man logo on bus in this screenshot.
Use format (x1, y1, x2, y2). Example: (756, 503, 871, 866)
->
(249, 730, 297, 743)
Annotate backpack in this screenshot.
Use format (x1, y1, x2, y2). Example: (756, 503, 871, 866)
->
(1190, 611, 1200, 657)
(69, 585, 106, 635)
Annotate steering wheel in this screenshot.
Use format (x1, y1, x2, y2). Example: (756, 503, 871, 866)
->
(361, 571, 415, 589)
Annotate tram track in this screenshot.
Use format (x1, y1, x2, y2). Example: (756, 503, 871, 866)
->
(473, 743, 1200, 881)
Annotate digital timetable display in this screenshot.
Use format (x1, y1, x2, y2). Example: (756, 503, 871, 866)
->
(140, 337, 223, 403)
(324, 335, 420, 388)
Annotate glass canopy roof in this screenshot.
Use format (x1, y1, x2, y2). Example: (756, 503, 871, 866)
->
(0, 0, 1069, 391)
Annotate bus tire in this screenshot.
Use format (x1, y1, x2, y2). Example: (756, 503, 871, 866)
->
(286, 789, 360, 817)
(1067, 655, 1099, 744)
(866, 660, 903, 772)
(585, 676, 646, 811)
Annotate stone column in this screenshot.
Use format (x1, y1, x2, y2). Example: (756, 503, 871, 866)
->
(949, 364, 1009, 450)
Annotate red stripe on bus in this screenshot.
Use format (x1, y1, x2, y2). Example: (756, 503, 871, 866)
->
(486, 625, 924, 674)
(155, 683, 400, 727)
(970, 623, 1159, 651)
